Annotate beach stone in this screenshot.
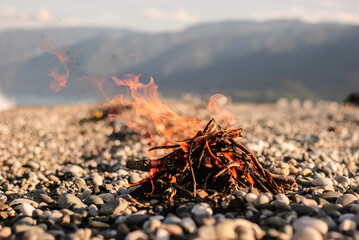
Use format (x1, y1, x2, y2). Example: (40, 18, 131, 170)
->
(15, 217, 34, 226)
(125, 214, 150, 227)
(340, 219, 356, 234)
(74, 178, 87, 189)
(144, 218, 162, 234)
(11, 198, 38, 208)
(245, 193, 258, 203)
(84, 195, 104, 205)
(14, 225, 44, 233)
(234, 219, 260, 240)
(92, 173, 103, 186)
(80, 189, 92, 200)
(275, 194, 290, 205)
(88, 204, 99, 216)
(37, 194, 54, 204)
(311, 177, 332, 187)
(301, 198, 318, 207)
(0, 227, 11, 238)
(155, 228, 170, 240)
(125, 230, 148, 240)
(162, 224, 183, 235)
(322, 204, 340, 213)
(336, 194, 357, 206)
(19, 203, 35, 216)
(254, 194, 270, 206)
(292, 226, 322, 240)
(293, 216, 328, 234)
(58, 194, 87, 209)
(100, 198, 128, 215)
(265, 216, 287, 229)
(117, 223, 130, 235)
(291, 204, 317, 216)
(98, 193, 115, 202)
(164, 216, 182, 225)
(216, 219, 237, 240)
(191, 203, 213, 217)
(198, 225, 217, 240)
(90, 220, 110, 228)
(129, 173, 142, 184)
(64, 165, 84, 175)
(0, 194, 7, 204)
(74, 228, 92, 240)
(321, 191, 342, 199)
(181, 217, 197, 234)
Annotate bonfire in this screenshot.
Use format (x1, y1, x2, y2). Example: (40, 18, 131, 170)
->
(127, 119, 295, 205)
(103, 74, 295, 205)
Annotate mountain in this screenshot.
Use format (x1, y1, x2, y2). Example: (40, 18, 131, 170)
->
(1, 20, 358, 103)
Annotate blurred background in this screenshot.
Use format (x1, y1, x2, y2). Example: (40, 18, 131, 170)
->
(0, 0, 358, 107)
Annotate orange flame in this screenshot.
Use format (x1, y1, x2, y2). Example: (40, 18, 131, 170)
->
(48, 45, 70, 92)
(208, 94, 236, 127)
(111, 74, 201, 144)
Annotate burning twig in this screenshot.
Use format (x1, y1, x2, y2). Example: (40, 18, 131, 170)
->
(127, 119, 295, 203)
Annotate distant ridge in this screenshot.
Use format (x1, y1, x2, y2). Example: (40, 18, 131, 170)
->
(1, 20, 358, 102)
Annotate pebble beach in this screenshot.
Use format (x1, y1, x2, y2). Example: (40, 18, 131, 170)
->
(0, 100, 359, 240)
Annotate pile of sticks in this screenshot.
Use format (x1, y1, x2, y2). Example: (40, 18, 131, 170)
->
(127, 119, 295, 203)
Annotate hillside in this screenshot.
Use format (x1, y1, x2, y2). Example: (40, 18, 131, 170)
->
(1, 20, 358, 102)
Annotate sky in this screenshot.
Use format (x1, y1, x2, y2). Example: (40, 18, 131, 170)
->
(1, 0, 358, 32)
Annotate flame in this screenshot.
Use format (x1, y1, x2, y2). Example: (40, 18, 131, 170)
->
(208, 94, 236, 127)
(111, 74, 201, 144)
(48, 45, 70, 92)
(129, 53, 139, 65)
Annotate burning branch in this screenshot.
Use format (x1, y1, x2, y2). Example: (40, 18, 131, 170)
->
(127, 119, 295, 204)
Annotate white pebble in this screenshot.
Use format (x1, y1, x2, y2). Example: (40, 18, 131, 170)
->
(275, 194, 290, 205)
(293, 216, 328, 234)
(311, 177, 333, 187)
(92, 173, 103, 186)
(19, 203, 35, 216)
(191, 203, 213, 217)
(245, 193, 258, 203)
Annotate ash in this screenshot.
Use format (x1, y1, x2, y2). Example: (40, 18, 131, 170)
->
(0, 100, 359, 240)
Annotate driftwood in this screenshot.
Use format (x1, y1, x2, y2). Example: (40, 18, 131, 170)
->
(127, 119, 295, 202)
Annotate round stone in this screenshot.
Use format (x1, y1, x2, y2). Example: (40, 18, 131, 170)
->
(336, 194, 357, 207)
(84, 195, 104, 205)
(19, 203, 35, 216)
(293, 216, 328, 234)
(58, 194, 87, 209)
(92, 173, 103, 186)
(292, 226, 322, 240)
(100, 198, 128, 215)
(311, 177, 333, 187)
(245, 193, 258, 203)
(340, 219, 356, 233)
(191, 203, 213, 217)
(255, 194, 270, 206)
(275, 194, 290, 205)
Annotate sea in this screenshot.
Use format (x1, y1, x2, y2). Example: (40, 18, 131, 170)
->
(0, 90, 103, 110)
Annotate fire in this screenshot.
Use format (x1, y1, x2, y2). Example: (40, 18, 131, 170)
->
(48, 45, 70, 92)
(110, 74, 202, 144)
(208, 94, 236, 127)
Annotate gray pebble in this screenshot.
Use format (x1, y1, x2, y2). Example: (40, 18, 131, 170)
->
(191, 203, 213, 217)
(340, 219, 356, 234)
(58, 194, 87, 209)
(100, 198, 128, 215)
(124, 230, 148, 240)
(336, 194, 358, 206)
(84, 195, 104, 205)
(292, 226, 322, 240)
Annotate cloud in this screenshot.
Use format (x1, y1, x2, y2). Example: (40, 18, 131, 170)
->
(144, 8, 198, 23)
(0, 7, 61, 29)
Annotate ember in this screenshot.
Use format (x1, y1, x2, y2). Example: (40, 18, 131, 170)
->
(127, 119, 295, 205)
